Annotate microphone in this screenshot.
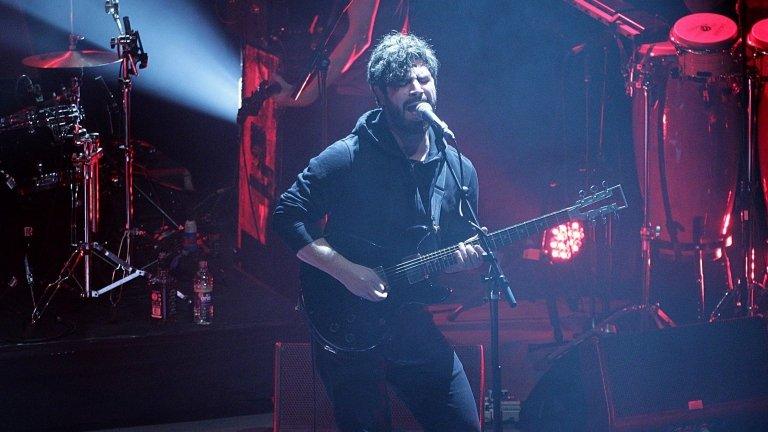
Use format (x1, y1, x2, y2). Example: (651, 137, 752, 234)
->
(104, 0, 118, 14)
(415, 102, 455, 141)
(105, 0, 124, 34)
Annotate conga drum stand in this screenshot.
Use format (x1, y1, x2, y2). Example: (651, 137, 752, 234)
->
(632, 73, 675, 329)
(602, 54, 675, 331)
(710, 29, 768, 321)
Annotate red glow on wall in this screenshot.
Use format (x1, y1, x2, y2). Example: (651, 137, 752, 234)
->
(341, 0, 381, 74)
(238, 46, 279, 247)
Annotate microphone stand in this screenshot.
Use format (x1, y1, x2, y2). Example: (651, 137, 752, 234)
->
(291, 1, 353, 146)
(437, 132, 517, 432)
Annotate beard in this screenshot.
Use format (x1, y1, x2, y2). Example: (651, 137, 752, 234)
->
(382, 98, 428, 136)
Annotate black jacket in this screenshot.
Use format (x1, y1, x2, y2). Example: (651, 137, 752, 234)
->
(272, 108, 478, 253)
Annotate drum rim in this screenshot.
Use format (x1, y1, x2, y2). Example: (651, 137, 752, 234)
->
(748, 19, 768, 51)
(670, 12, 738, 50)
(637, 41, 677, 58)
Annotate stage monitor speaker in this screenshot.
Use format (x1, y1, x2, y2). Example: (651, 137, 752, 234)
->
(273, 343, 485, 432)
(521, 317, 768, 432)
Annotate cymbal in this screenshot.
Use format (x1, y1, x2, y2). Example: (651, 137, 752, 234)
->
(22, 50, 119, 69)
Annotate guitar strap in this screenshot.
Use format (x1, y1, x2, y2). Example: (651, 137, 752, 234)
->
(429, 152, 448, 232)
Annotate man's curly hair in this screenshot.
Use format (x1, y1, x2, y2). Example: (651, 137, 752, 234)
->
(366, 32, 439, 89)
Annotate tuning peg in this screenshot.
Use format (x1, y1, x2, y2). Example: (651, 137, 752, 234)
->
(578, 189, 586, 198)
(590, 185, 599, 194)
(601, 180, 607, 189)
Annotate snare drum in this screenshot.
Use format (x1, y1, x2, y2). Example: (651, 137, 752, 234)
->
(670, 13, 738, 79)
(748, 18, 768, 78)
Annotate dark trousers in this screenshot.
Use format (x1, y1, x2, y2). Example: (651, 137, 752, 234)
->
(313, 342, 481, 432)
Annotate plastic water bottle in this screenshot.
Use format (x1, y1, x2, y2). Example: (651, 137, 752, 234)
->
(193, 260, 213, 325)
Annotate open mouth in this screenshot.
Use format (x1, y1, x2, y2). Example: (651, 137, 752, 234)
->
(405, 101, 426, 112)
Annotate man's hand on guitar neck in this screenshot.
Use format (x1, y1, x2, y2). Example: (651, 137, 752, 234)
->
(444, 240, 486, 274)
(297, 238, 388, 302)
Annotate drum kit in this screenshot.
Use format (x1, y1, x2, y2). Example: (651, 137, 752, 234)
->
(627, 11, 768, 323)
(0, 2, 153, 331)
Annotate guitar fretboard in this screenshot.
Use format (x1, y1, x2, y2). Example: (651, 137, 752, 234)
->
(387, 208, 572, 277)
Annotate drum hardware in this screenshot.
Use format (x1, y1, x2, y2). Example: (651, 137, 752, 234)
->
(614, 51, 677, 330)
(0, 90, 82, 196)
(30, 131, 146, 325)
(0, 104, 82, 140)
(109, 7, 148, 282)
(623, 11, 747, 325)
(710, 16, 768, 321)
(15, 2, 150, 322)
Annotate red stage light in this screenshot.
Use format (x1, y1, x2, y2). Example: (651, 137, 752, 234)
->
(542, 222, 585, 262)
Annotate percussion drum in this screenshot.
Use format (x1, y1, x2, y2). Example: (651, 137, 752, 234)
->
(0, 103, 82, 195)
(748, 18, 768, 76)
(750, 19, 768, 213)
(670, 13, 739, 80)
(632, 41, 742, 249)
(0, 128, 71, 195)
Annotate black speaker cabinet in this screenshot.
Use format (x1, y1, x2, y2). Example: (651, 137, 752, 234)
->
(521, 318, 768, 432)
(273, 343, 485, 432)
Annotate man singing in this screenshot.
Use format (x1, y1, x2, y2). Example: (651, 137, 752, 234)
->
(272, 32, 484, 431)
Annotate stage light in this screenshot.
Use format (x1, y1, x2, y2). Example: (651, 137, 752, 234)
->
(1, 0, 240, 122)
(542, 222, 585, 262)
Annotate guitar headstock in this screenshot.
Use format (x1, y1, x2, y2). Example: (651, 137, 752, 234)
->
(568, 183, 628, 223)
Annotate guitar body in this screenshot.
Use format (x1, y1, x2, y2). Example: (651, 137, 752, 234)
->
(300, 226, 451, 352)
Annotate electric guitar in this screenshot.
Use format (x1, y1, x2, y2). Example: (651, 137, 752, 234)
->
(300, 184, 628, 352)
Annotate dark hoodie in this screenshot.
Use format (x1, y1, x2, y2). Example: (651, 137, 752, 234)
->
(272, 108, 478, 253)
(271, 108, 479, 362)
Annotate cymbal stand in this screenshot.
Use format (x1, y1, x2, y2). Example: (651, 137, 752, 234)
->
(74, 8, 147, 300)
(112, 12, 146, 264)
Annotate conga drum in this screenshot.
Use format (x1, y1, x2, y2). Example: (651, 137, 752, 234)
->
(633, 15, 742, 250)
(669, 13, 739, 80)
(751, 19, 768, 218)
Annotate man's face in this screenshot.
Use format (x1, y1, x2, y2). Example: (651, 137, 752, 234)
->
(375, 62, 437, 134)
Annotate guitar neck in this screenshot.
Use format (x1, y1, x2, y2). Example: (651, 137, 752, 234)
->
(482, 208, 572, 252)
(389, 208, 573, 277)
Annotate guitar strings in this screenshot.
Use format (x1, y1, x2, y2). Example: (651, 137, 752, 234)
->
(382, 210, 573, 280)
(384, 228, 511, 279)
